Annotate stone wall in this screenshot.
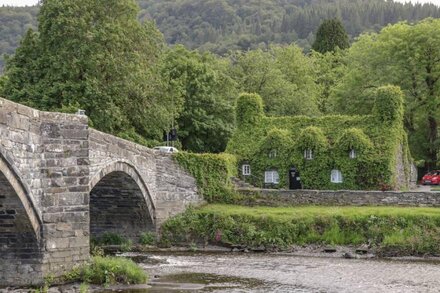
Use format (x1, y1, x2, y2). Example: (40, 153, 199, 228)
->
(240, 188, 440, 207)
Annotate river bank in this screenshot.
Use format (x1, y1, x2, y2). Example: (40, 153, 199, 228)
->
(161, 204, 440, 257)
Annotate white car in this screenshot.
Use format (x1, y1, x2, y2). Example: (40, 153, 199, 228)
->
(153, 146, 179, 153)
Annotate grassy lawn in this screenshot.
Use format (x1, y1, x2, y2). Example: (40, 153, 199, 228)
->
(161, 204, 440, 256)
(198, 204, 440, 219)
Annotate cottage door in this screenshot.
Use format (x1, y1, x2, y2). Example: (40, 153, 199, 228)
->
(289, 166, 302, 190)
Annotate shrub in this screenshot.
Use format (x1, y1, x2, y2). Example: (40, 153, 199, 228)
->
(139, 232, 156, 245)
(93, 232, 129, 246)
(64, 256, 147, 285)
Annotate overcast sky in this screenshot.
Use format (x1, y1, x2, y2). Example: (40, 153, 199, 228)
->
(0, 0, 439, 6)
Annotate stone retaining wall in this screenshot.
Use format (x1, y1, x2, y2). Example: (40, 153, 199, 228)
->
(239, 188, 440, 207)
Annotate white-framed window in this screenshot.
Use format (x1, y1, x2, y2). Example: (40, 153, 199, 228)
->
(349, 149, 356, 159)
(242, 164, 251, 176)
(331, 169, 343, 183)
(304, 149, 313, 160)
(264, 170, 280, 184)
(269, 149, 277, 158)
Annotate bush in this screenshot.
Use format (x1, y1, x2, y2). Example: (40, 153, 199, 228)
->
(64, 256, 147, 285)
(93, 232, 129, 246)
(139, 232, 156, 245)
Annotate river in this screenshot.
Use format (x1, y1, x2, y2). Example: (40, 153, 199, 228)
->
(93, 251, 440, 293)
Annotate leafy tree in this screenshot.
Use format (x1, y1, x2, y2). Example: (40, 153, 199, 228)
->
(229, 45, 320, 117)
(3, 0, 169, 143)
(311, 49, 347, 114)
(312, 19, 350, 53)
(160, 45, 237, 153)
(332, 19, 440, 167)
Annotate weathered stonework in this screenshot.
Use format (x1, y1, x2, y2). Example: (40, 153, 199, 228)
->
(240, 188, 440, 207)
(0, 98, 201, 287)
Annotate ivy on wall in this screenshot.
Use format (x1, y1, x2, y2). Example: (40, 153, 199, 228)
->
(174, 152, 239, 203)
(227, 86, 412, 190)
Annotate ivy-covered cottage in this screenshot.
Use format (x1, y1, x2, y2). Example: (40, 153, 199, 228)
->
(226, 86, 416, 190)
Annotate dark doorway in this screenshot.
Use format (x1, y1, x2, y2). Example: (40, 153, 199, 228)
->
(289, 166, 302, 190)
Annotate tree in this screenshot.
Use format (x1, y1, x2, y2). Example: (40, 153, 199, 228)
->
(331, 19, 440, 167)
(229, 45, 320, 117)
(3, 0, 169, 143)
(160, 45, 237, 153)
(311, 49, 347, 114)
(312, 19, 350, 53)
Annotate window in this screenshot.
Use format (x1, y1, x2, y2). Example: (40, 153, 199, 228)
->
(264, 170, 280, 184)
(242, 164, 251, 176)
(304, 149, 313, 160)
(349, 149, 356, 159)
(331, 169, 343, 183)
(269, 149, 277, 158)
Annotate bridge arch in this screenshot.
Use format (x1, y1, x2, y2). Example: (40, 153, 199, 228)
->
(0, 151, 43, 283)
(0, 150, 42, 240)
(89, 161, 156, 240)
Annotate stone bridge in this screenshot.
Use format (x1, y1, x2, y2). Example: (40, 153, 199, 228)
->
(0, 98, 202, 287)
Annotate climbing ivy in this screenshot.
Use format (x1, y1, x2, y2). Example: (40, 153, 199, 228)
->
(174, 152, 239, 203)
(227, 86, 412, 190)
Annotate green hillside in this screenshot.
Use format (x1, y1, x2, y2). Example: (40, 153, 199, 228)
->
(1, 0, 440, 71)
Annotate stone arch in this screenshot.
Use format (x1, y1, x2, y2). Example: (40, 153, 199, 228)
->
(89, 161, 156, 239)
(0, 151, 42, 241)
(0, 151, 43, 284)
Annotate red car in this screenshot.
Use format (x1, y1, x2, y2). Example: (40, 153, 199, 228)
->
(422, 170, 440, 185)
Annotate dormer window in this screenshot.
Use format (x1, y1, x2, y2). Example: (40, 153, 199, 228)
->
(349, 149, 356, 159)
(242, 164, 251, 176)
(331, 169, 343, 183)
(269, 149, 277, 158)
(304, 149, 313, 160)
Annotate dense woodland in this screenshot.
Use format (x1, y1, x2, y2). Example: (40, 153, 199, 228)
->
(2, 0, 440, 70)
(138, 0, 440, 53)
(0, 0, 439, 167)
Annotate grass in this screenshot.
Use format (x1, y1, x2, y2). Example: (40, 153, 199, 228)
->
(64, 256, 147, 285)
(161, 204, 440, 256)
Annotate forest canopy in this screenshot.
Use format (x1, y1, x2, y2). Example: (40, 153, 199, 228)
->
(2, 0, 440, 71)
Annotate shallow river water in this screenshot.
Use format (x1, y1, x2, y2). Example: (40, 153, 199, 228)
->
(99, 252, 440, 293)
